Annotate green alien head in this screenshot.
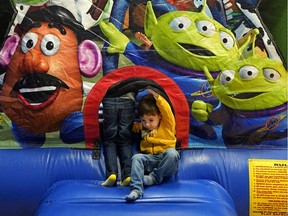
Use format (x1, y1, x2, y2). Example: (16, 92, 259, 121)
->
(144, 0, 249, 72)
(203, 29, 287, 111)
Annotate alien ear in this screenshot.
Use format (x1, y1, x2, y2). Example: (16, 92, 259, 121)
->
(200, 0, 208, 14)
(78, 40, 102, 78)
(203, 66, 215, 86)
(238, 28, 260, 59)
(0, 35, 20, 74)
(144, 1, 158, 38)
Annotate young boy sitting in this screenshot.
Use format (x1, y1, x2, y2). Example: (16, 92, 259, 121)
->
(125, 88, 180, 202)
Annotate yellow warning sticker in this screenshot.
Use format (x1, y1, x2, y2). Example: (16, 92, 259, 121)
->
(249, 159, 288, 216)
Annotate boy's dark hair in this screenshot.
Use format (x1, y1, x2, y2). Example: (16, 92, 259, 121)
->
(138, 94, 160, 117)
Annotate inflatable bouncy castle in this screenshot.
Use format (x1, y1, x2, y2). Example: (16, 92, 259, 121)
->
(0, 0, 287, 215)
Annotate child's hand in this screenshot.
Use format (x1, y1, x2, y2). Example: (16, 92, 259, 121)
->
(132, 122, 142, 133)
(147, 88, 159, 98)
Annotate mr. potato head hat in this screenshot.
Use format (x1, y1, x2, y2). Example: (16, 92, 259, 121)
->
(20, 5, 93, 42)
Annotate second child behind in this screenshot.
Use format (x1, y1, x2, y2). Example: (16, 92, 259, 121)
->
(101, 92, 135, 187)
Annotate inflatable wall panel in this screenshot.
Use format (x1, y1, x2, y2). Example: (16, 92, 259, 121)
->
(0, 148, 286, 216)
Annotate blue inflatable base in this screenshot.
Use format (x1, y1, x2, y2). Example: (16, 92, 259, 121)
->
(36, 179, 237, 216)
(0, 148, 286, 216)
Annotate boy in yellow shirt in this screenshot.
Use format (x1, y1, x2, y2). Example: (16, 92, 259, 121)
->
(125, 88, 180, 202)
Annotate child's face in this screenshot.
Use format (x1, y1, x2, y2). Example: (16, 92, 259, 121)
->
(140, 113, 161, 131)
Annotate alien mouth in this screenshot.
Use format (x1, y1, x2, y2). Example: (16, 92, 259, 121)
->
(178, 43, 215, 56)
(228, 92, 263, 99)
(12, 73, 69, 111)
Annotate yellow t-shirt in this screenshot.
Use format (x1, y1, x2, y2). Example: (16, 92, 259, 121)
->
(133, 95, 176, 155)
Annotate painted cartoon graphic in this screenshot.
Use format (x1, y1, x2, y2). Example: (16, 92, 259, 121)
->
(6, 0, 112, 35)
(234, 1, 284, 63)
(101, 0, 176, 74)
(169, 0, 286, 66)
(192, 30, 287, 146)
(0, 0, 286, 149)
(0, 6, 102, 148)
(99, 0, 251, 140)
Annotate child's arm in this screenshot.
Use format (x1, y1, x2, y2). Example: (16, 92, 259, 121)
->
(148, 89, 175, 132)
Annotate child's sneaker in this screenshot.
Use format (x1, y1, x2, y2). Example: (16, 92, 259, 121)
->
(125, 190, 141, 202)
(101, 174, 117, 187)
(120, 176, 130, 187)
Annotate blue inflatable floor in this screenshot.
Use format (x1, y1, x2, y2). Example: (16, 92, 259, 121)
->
(35, 179, 238, 216)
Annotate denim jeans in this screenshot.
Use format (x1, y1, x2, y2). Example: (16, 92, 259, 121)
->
(102, 97, 135, 181)
(130, 148, 180, 196)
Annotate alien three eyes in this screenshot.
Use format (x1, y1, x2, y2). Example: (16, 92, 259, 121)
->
(21, 32, 60, 56)
(219, 66, 281, 85)
(169, 17, 234, 50)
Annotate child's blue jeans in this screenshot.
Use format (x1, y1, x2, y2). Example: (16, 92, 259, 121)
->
(130, 148, 180, 196)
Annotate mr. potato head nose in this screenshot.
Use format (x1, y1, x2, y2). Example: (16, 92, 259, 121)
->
(20, 50, 50, 74)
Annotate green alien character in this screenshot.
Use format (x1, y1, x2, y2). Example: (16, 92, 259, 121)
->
(99, 0, 250, 140)
(192, 29, 287, 146)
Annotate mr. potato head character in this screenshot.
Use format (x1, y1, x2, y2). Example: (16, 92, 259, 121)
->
(0, 6, 102, 148)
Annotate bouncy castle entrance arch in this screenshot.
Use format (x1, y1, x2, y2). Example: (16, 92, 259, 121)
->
(83, 65, 190, 149)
